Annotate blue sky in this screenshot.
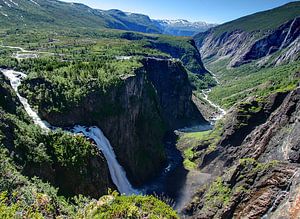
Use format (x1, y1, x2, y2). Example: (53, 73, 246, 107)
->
(62, 0, 298, 23)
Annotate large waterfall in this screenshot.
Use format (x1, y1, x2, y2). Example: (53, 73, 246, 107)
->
(1, 68, 137, 195)
(73, 126, 137, 195)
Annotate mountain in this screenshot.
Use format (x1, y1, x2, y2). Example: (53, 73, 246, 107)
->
(100, 9, 162, 34)
(0, 0, 160, 33)
(153, 19, 217, 36)
(194, 1, 300, 67)
(0, 0, 214, 36)
(179, 2, 300, 218)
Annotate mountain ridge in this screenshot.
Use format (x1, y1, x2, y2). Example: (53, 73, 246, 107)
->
(0, 0, 215, 36)
(194, 1, 300, 67)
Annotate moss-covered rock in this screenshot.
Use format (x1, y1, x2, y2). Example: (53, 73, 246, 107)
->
(77, 193, 179, 219)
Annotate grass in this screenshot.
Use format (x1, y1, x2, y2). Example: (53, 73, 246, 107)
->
(177, 121, 224, 170)
(205, 177, 231, 206)
(206, 59, 300, 109)
(209, 2, 300, 38)
(183, 147, 197, 170)
(177, 131, 211, 170)
(77, 193, 179, 219)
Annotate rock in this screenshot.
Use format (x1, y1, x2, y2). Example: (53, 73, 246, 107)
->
(194, 17, 300, 68)
(23, 58, 207, 186)
(182, 87, 300, 218)
(183, 161, 298, 219)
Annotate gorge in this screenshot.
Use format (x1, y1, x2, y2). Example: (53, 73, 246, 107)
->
(0, 0, 300, 218)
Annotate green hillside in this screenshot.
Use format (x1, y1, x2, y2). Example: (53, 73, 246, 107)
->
(199, 1, 300, 39)
(0, 0, 160, 33)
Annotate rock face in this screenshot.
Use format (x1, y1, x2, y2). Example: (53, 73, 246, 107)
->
(144, 38, 207, 75)
(142, 58, 206, 129)
(24, 58, 206, 186)
(194, 15, 300, 67)
(182, 88, 300, 218)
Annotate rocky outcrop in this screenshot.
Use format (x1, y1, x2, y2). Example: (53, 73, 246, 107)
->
(142, 58, 206, 128)
(22, 58, 206, 187)
(194, 16, 300, 67)
(183, 160, 298, 219)
(146, 39, 207, 74)
(119, 33, 208, 74)
(182, 87, 300, 218)
(240, 17, 300, 67)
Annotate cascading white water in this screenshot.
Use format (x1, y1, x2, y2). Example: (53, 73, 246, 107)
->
(1, 68, 137, 195)
(279, 18, 297, 50)
(1, 69, 50, 131)
(202, 88, 226, 122)
(73, 125, 137, 195)
(261, 169, 300, 219)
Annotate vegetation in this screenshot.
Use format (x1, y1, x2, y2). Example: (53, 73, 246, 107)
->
(78, 191, 178, 219)
(0, 0, 161, 34)
(238, 158, 279, 178)
(16, 57, 141, 113)
(206, 59, 300, 109)
(0, 76, 178, 218)
(204, 177, 231, 207)
(195, 1, 300, 39)
(0, 147, 178, 218)
(177, 121, 224, 170)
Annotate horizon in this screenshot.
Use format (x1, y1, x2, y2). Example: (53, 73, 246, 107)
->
(61, 0, 298, 23)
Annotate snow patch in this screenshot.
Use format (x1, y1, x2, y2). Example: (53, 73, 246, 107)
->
(3, 1, 11, 7)
(8, 0, 18, 7)
(156, 19, 217, 29)
(29, 0, 40, 6)
(1, 11, 8, 17)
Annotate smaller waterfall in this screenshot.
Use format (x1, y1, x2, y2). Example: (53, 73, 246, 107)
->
(73, 125, 138, 195)
(261, 169, 300, 218)
(1, 68, 137, 195)
(1, 69, 50, 131)
(279, 18, 297, 50)
(202, 88, 226, 122)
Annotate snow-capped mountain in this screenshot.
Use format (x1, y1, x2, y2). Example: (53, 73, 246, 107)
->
(153, 19, 217, 36)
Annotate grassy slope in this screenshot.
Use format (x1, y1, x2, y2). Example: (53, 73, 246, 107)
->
(206, 59, 300, 109)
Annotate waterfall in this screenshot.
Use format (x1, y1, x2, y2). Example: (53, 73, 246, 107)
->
(279, 18, 297, 50)
(202, 88, 226, 122)
(1, 69, 50, 131)
(1, 68, 137, 195)
(261, 169, 300, 219)
(73, 125, 137, 195)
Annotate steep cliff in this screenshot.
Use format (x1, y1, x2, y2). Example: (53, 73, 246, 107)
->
(0, 74, 113, 198)
(194, 2, 300, 67)
(119, 32, 208, 74)
(182, 87, 300, 218)
(20, 58, 206, 187)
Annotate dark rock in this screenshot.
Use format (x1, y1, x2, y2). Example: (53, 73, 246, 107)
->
(24, 58, 207, 186)
(194, 17, 300, 68)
